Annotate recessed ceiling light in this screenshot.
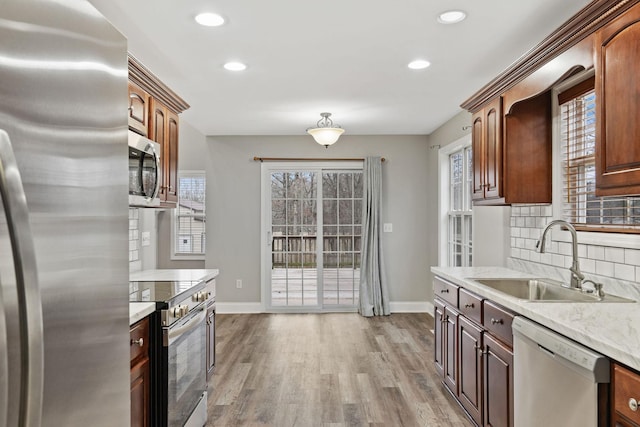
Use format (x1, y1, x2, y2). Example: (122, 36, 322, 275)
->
(224, 62, 247, 71)
(437, 10, 466, 24)
(195, 12, 225, 27)
(408, 60, 431, 70)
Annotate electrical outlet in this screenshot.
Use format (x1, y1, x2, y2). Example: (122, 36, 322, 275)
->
(141, 231, 151, 247)
(383, 223, 393, 233)
(236, 279, 242, 289)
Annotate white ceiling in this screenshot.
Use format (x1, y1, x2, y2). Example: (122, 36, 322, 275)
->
(89, 0, 592, 137)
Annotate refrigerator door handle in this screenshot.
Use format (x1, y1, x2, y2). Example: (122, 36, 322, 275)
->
(0, 129, 44, 427)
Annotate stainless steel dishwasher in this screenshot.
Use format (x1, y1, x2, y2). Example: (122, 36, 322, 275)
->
(512, 317, 610, 427)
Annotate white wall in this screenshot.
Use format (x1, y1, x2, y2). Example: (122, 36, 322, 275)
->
(473, 205, 510, 266)
(205, 135, 431, 308)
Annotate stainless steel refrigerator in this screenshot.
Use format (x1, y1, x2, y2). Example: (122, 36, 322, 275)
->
(0, 1, 130, 426)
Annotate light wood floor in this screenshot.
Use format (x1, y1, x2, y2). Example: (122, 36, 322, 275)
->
(207, 313, 471, 427)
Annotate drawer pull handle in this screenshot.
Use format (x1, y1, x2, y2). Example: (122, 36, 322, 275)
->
(440, 289, 449, 293)
(490, 318, 503, 325)
(131, 338, 144, 347)
(630, 398, 638, 412)
(464, 303, 474, 308)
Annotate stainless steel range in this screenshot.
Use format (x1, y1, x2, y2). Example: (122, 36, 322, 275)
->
(130, 278, 214, 427)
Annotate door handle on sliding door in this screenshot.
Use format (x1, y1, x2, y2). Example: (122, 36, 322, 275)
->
(0, 129, 44, 427)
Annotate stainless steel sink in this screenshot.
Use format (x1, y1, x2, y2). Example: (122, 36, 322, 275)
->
(469, 278, 634, 303)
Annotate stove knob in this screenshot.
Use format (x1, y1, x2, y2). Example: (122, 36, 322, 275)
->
(196, 291, 208, 302)
(181, 305, 189, 316)
(172, 306, 182, 318)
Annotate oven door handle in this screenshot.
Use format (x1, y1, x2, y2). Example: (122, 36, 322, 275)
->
(164, 306, 206, 347)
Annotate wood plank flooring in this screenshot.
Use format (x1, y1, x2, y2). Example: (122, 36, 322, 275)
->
(207, 313, 471, 426)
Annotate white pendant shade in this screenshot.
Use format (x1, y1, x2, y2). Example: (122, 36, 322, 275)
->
(307, 127, 344, 146)
(306, 112, 344, 147)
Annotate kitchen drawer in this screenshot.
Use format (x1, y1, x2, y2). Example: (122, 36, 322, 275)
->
(614, 363, 640, 426)
(482, 300, 514, 347)
(130, 317, 150, 364)
(459, 288, 482, 324)
(434, 276, 459, 307)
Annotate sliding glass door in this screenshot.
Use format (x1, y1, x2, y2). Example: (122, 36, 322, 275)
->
(262, 162, 362, 312)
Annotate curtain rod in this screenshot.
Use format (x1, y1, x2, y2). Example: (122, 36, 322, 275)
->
(253, 156, 386, 162)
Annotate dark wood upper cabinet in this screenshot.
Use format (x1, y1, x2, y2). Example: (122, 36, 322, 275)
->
(471, 92, 552, 206)
(166, 110, 179, 204)
(472, 98, 503, 204)
(503, 91, 552, 204)
(128, 54, 189, 208)
(462, 0, 640, 205)
(149, 98, 179, 207)
(472, 112, 486, 201)
(595, 3, 640, 197)
(128, 82, 150, 137)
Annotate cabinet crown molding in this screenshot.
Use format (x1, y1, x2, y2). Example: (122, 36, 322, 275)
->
(461, 0, 637, 112)
(128, 54, 190, 114)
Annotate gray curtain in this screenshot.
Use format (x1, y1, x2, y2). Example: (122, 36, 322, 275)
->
(358, 157, 390, 317)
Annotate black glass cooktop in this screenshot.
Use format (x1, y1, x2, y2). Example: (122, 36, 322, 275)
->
(129, 280, 203, 303)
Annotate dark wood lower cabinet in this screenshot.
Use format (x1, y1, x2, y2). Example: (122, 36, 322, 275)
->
(614, 417, 637, 427)
(483, 333, 513, 427)
(130, 357, 150, 427)
(459, 316, 483, 426)
(434, 277, 514, 427)
(444, 305, 459, 394)
(434, 299, 445, 378)
(130, 317, 151, 427)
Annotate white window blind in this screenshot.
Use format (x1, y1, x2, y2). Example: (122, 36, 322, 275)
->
(175, 172, 206, 255)
(560, 79, 640, 231)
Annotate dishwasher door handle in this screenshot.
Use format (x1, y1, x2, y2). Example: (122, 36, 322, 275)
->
(537, 344, 555, 358)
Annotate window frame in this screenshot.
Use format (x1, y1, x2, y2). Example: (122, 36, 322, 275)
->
(171, 170, 206, 260)
(438, 135, 473, 267)
(550, 69, 640, 249)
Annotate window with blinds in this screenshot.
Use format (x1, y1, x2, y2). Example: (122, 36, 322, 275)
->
(175, 172, 206, 255)
(560, 77, 640, 232)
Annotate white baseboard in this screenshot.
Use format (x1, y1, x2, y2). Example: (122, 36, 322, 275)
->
(389, 301, 433, 313)
(215, 301, 434, 314)
(216, 302, 263, 314)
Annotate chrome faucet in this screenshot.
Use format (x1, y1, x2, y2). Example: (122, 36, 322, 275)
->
(536, 219, 585, 289)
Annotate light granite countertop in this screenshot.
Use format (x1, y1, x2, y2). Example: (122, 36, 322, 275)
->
(129, 302, 156, 326)
(431, 266, 640, 372)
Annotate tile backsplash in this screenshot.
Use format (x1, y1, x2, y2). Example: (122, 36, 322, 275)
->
(129, 208, 139, 262)
(508, 204, 640, 300)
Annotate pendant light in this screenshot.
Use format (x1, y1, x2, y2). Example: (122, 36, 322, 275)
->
(306, 112, 345, 148)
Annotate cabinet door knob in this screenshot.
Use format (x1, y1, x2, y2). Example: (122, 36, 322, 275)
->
(131, 338, 144, 347)
(630, 398, 638, 412)
(490, 318, 503, 325)
(464, 303, 474, 308)
(440, 289, 449, 293)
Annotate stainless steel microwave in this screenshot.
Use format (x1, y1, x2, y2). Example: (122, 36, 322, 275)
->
(128, 131, 161, 207)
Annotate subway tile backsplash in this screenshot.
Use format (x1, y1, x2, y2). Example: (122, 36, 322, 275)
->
(129, 208, 139, 262)
(508, 203, 640, 300)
